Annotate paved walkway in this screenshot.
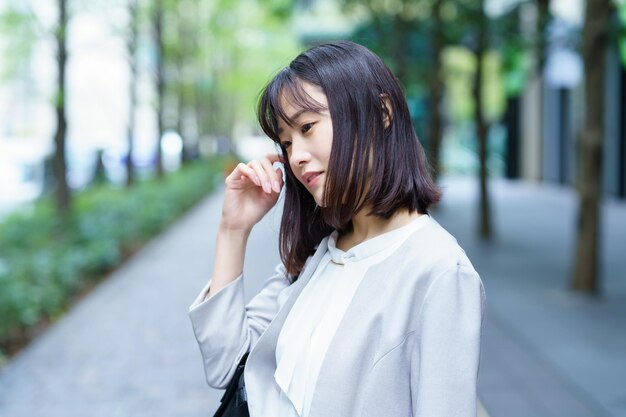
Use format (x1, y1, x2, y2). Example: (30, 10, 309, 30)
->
(435, 177, 626, 417)
(0, 177, 624, 417)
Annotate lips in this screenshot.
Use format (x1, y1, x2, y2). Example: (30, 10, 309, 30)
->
(302, 171, 323, 187)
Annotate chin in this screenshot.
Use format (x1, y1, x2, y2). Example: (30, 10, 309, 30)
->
(313, 193, 326, 207)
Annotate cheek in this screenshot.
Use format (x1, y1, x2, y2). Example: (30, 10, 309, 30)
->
(322, 131, 333, 160)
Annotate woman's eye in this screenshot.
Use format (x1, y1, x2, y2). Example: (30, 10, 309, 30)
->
(301, 123, 314, 134)
(281, 141, 292, 149)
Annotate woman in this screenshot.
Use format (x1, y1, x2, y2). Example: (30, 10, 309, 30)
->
(189, 41, 485, 417)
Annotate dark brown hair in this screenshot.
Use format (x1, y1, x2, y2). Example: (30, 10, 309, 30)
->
(258, 41, 440, 278)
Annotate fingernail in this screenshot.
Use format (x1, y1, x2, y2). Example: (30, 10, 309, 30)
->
(254, 176, 261, 186)
(273, 181, 280, 193)
(263, 181, 271, 193)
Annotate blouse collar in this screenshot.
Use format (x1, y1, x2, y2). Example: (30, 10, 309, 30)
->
(327, 214, 430, 265)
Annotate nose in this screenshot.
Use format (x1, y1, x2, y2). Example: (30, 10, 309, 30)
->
(289, 139, 311, 167)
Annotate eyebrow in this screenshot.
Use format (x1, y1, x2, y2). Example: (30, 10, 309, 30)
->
(277, 109, 311, 135)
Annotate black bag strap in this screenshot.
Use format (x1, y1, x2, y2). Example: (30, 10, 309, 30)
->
(213, 352, 250, 417)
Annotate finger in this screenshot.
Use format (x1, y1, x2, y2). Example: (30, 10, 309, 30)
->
(264, 153, 285, 192)
(265, 153, 284, 164)
(248, 160, 271, 193)
(276, 166, 285, 189)
(260, 157, 281, 193)
(231, 162, 260, 186)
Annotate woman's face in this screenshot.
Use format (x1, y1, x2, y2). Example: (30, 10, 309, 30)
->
(277, 82, 333, 206)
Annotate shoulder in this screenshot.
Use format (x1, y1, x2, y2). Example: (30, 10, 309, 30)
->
(375, 216, 482, 309)
(405, 217, 484, 303)
(403, 216, 475, 272)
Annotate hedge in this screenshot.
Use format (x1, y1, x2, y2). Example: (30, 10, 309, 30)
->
(0, 158, 227, 365)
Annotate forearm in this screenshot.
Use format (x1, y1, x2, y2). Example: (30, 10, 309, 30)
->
(207, 223, 251, 298)
(189, 262, 291, 387)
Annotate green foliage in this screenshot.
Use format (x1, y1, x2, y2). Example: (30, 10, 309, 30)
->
(350, 0, 525, 122)
(488, 3, 533, 98)
(0, 158, 225, 358)
(501, 43, 530, 97)
(351, 12, 432, 93)
(442, 46, 476, 121)
(258, 0, 294, 20)
(442, 46, 506, 123)
(134, 0, 299, 139)
(0, 4, 39, 81)
(195, 0, 300, 134)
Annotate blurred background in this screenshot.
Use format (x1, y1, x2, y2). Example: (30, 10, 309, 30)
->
(0, 0, 624, 416)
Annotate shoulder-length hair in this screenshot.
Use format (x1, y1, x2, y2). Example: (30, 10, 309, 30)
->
(258, 41, 440, 278)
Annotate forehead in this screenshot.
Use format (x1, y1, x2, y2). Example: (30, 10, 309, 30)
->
(279, 81, 327, 113)
(275, 80, 328, 128)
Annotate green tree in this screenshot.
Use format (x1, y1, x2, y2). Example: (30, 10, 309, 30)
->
(498, 6, 532, 179)
(194, 0, 298, 141)
(152, 0, 166, 178)
(454, 0, 493, 239)
(0, 4, 37, 81)
(52, 0, 71, 216)
(174, 0, 199, 164)
(347, 0, 450, 178)
(1, 1, 72, 217)
(572, 0, 614, 293)
(126, 0, 140, 187)
(428, 0, 445, 179)
(451, 0, 537, 240)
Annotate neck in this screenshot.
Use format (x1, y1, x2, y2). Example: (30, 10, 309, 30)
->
(345, 208, 422, 246)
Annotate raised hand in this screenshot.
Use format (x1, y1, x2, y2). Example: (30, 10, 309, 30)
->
(220, 153, 284, 232)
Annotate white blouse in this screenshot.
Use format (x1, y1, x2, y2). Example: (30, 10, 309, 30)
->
(267, 215, 431, 417)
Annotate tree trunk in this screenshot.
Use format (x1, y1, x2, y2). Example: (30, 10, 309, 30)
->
(572, 0, 611, 293)
(536, 0, 550, 72)
(126, 0, 138, 187)
(428, 0, 444, 179)
(176, 56, 189, 164)
(186, 3, 200, 162)
(505, 96, 520, 178)
(53, 0, 71, 216)
(154, 0, 165, 178)
(535, 0, 550, 179)
(473, 0, 492, 240)
(177, 4, 195, 165)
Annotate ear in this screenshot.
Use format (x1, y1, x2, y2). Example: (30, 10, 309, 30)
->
(380, 93, 393, 129)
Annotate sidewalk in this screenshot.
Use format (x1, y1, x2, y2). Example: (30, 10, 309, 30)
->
(0, 177, 623, 416)
(435, 177, 626, 417)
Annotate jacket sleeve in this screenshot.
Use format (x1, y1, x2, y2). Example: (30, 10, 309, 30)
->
(410, 264, 486, 417)
(188, 263, 291, 389)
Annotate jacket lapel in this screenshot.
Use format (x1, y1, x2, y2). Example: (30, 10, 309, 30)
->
(245, 237, 329, 417)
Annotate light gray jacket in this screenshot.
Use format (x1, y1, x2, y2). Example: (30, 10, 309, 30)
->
(189, 218, 485, 417)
